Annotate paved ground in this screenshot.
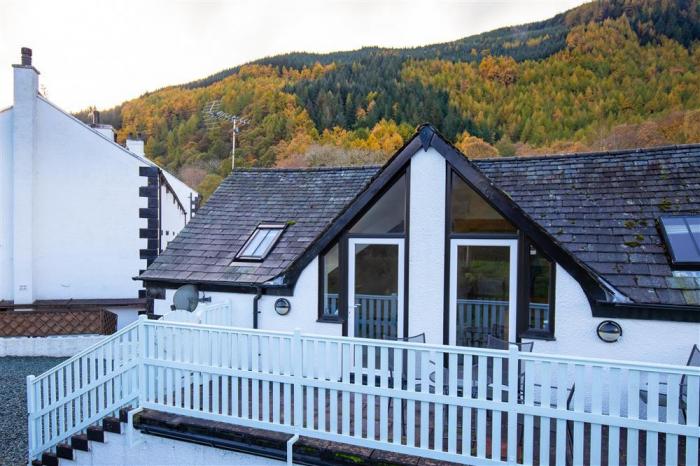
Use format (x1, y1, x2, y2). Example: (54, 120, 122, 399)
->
(0, 357, 66, 466)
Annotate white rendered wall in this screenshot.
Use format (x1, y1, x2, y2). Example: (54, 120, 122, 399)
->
(107, 307, 140, 330)
(163, 170, 198, 218)
(71, 430, 284, 465)
(408, 147, 446, 344)
(0, 334, 104, 356)
(525, 265, 700, 365)
(31, 98, 147, 300)
(12, 65, 38, 303)
(0, 108, 12, 299)
(154, 258, 342, 337)
(160, 182, 186, 250)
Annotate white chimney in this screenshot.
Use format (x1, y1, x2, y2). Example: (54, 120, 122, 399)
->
(126, 138, 145, 156)
(88, 109, 116, 141)
(11, 47, 39, 304)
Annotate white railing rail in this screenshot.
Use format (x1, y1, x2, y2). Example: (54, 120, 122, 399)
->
(29, 318, 700, 465)
(159, 300, 234, 327)
(198, 300, 234, 327)
(26, 319, 141, 460)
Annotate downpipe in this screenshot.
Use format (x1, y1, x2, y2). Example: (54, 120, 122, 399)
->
(286, 433, 299, 466)
(252, 287, 263, 329)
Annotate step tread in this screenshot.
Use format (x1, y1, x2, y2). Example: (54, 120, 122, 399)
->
(71, 433, 90, 451)
(103, 416, 122, 434)
(40, 452, 58, 466)
(87, 425, 105, 443)
(56, 443, 74, 460)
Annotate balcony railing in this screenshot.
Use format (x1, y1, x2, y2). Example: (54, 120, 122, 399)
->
(27, 316, 700, 465)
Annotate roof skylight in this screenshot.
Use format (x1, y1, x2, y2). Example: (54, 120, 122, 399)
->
(659, 216, 700, 268)
(235, 223, 286, 261)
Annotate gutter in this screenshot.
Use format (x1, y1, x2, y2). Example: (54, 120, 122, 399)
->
(594, 300, 700, 323)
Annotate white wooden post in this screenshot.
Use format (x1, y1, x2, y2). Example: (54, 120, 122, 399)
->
(26, 374, 36, 463)
(506, 343, 519, 463)
(292, 329, 303, 430)
(138, 315, 148, 407)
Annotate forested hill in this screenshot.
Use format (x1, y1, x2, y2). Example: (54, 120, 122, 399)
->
(76, 0, 700, 199)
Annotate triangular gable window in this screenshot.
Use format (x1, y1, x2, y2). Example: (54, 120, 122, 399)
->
(350, 174, 406, 235)
(450, 171, 516, 234)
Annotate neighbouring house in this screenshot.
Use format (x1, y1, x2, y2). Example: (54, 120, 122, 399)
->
(0, 48, 199, 329)
(139, 123, 699, 366)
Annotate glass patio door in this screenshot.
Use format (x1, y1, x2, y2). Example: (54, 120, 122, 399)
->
(348, 238, 404, 340)
(449, 239, 517, 347)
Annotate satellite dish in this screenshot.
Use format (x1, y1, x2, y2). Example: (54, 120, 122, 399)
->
(173, 284, 199, 312)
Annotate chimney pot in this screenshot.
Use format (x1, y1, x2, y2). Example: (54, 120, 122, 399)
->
(20, 47, 32, 66)
(90, 109, 100, 125)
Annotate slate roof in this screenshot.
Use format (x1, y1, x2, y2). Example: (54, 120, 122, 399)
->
(140, 166, 378, 285)
(140, 140, 700, 307)
(474, 144, 700, 306)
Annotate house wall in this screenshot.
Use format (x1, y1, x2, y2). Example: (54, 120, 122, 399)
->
(160, 182, 186, 250)
(152, 146, 698, 365)
(154, 257, 343, 337)
(0, 108, 13, 300)
(408, 147, 446, 342)
(526, 265, 700, 365)
(31, 98, 148, 301)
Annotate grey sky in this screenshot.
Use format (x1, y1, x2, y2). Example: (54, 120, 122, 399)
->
(0, 0, 588, 111)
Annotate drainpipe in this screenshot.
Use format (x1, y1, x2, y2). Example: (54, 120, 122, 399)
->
(252, 287, 263, 329)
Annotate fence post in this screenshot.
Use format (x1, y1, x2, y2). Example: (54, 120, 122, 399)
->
(26, 374, 36, 463)
(138, 315, 148, 407)
(506, 343, 519, 463)
(292, 329, 303, 430)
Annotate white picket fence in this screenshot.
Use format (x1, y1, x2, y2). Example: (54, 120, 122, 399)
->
(28, 317, 700, 465)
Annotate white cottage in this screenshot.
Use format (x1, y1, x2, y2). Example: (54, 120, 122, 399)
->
(140, 124, 700, 366)
(0, 48, 198, 327)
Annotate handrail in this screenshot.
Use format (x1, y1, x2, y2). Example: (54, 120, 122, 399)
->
(27, 317, 143, 460)
(32, 318, 142, 382)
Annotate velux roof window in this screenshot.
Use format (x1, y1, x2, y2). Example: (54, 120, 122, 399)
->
(659, 216, 700, 268)
(236, 223, 286, 261)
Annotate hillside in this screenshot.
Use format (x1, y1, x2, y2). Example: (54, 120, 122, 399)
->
(76, 0, 700, 199)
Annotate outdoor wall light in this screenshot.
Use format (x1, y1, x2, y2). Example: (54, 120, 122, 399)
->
(596, 320, 622, 343)
(274, 298, 291, 316)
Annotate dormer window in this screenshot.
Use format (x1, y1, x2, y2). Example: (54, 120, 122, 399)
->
(659, 216, 700, 268)
(235, 223, 286, 261)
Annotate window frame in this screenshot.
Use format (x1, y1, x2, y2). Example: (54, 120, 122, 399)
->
(658, 216, 700, 269)
(235, 222, 287, 262)
(317, 170, 410, 328)
(447, 169, 518, 239)
(317, 242, 344, 323)
(518, 237, 556, 340)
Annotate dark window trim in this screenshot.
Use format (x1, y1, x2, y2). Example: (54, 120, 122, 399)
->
(281, 137, 420, 290)
(234, 222, 287, 262)
(334, 168, 410, 337)
(450, 233, 520, 240)
(317, 242, 342, 324)
(447, 169, 518, 238)
(658, 216, 700, 269)
(518, 236, 556, 341)
(444, 166, 525, 346)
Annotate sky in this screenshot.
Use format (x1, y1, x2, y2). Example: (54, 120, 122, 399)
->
(0, 0, 588, 112)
